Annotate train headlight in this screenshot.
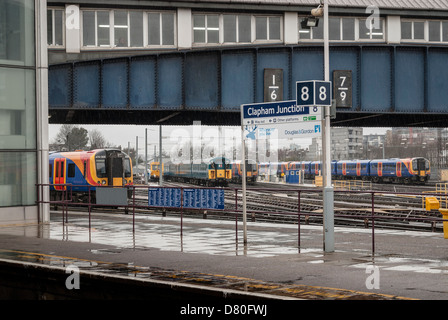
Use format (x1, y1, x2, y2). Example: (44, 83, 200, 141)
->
(102, 180, 106, 185)
(97, 181, 101, 185)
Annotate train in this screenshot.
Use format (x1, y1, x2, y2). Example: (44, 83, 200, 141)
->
(152, 156, 430, 186)
(162, 157, 232, 187)
(230, 160, 258, 184)
(149, 162, 163, 182)
(49, 149, 133, 202)
(267, 157, 430, 185)
(258, 162, 288, 181)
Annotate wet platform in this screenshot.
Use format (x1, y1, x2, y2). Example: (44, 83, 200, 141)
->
(0, 209, 447, 303)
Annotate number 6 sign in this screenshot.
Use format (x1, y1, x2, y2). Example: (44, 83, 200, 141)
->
(296, 80, 332, 107)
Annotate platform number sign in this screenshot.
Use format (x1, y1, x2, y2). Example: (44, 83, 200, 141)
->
(264, 69, 283, 102)
(333, 70, 352, 108)
(296, 80, 332, 107)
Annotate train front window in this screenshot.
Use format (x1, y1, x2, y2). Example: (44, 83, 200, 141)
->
(125, 158, 132, 177)
(96, 158, 107, 178)
(112, 157, 124, 177)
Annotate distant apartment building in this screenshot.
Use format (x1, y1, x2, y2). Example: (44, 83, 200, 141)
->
(307, 127, 363, 161)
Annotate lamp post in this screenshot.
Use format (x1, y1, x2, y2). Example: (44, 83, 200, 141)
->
(322, 0, 335, 253)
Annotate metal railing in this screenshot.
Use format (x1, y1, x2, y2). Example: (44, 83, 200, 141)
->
(36, 183, 448, 255)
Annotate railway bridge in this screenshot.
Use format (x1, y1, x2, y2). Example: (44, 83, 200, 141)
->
(48, 0, 448, 128)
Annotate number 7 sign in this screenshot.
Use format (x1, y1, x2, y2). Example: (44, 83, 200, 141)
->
(333, 70, 352, 108)
(296, 80, 332, 107)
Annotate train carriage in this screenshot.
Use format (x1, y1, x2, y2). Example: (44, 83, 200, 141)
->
(49, 149, 133, 202)
(162, 157, 231, 187)
(231, 160, 258, 184)
(335, 160, 370, 180)
(149, 162, 163, 181)
(369, 157, 430, 184)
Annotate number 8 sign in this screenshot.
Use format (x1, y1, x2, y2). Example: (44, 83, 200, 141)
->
(296, 80, 332, 107)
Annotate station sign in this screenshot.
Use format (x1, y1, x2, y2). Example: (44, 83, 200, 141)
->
(296, 80, 332, 107)
(251, 121, 322, 140)
(264, 68, 283, 102)
(148, 188, 181, 208)
(241, 100, 321, 126)
(333, 70, 352, 108)
(183, 188, 224, 210)
(148, 187, 224, 210)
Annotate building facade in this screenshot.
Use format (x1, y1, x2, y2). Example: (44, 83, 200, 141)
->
(0, 0, 48, 224)
(47, 1, 448, 64)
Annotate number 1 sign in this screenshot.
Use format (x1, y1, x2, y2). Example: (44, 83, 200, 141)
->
(296, 80, 332, 107)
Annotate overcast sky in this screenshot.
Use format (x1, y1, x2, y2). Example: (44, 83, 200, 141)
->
(49, 124, 390, 153)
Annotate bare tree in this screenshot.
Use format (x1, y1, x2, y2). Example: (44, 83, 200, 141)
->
(89, 129, 109, 150)
(52, 124, 88, 151)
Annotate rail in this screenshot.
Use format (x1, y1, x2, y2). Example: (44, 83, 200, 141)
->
(36, 183, 448, 255)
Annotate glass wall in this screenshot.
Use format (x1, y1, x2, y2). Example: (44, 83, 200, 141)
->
(0, 0, 36, 207)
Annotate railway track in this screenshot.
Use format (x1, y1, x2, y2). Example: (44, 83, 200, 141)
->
(57, 180, 445, 233)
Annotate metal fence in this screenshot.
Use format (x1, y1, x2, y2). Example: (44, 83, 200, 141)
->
(36, 183, 448, 255)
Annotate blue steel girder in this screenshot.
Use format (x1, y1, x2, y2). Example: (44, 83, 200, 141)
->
(48, 44, 448, 127)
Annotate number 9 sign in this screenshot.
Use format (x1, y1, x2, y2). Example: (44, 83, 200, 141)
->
(296, 80, 332, 107)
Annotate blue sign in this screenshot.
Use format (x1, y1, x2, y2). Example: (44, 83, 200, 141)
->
(148, 187, 224, 210)
(148, 188, 182, 208)
(183, 188, 225, 210)
(296, 80, 332, 107)
(242, 100, 310, 120)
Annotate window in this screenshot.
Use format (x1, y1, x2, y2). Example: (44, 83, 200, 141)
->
(114, 10, 128, 47)
(82, 11, 95, 46)
(68, 163, 76, 178)
(359, 18, 384, 40)
(401, 20, 425, 41)
(96, 158, 107, 178)
(0, 0, 35, 65)
(82, 9, 175, 48)
(97, 11, 110, 47)
(193, 14, 219, 43)
(148, 12, 175, 46)
(429, 21, 440, 42)
(255, 16, 281, 41)
(193, 13, 281, 45)
(223, 15, 251, 43)
(0, 152, 36, 207)
(130, 12, 143, 47)
(125, 158, 132, 178)
(427, 20, 448, 42)
(0, 68, 36, 149)
(47, 8, 64, 46)
(299, 16, 380, 41)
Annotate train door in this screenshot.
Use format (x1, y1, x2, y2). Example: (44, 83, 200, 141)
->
(54, 158, 66, 190)
(356, 162, 361, 176)
(378, 162, 383, 177)
(110, 157, 124, 186)
(396, 162, 402, 177)
(342, 162, 346, 176)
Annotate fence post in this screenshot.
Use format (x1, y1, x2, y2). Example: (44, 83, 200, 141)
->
(181, 187, 184, 237)
(88, 186, 91, 231)
(132, 186, 136, 233)
(235, 188, 238, 243)
(298, 190, 301, 252)
(371, 192, 375, 255)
